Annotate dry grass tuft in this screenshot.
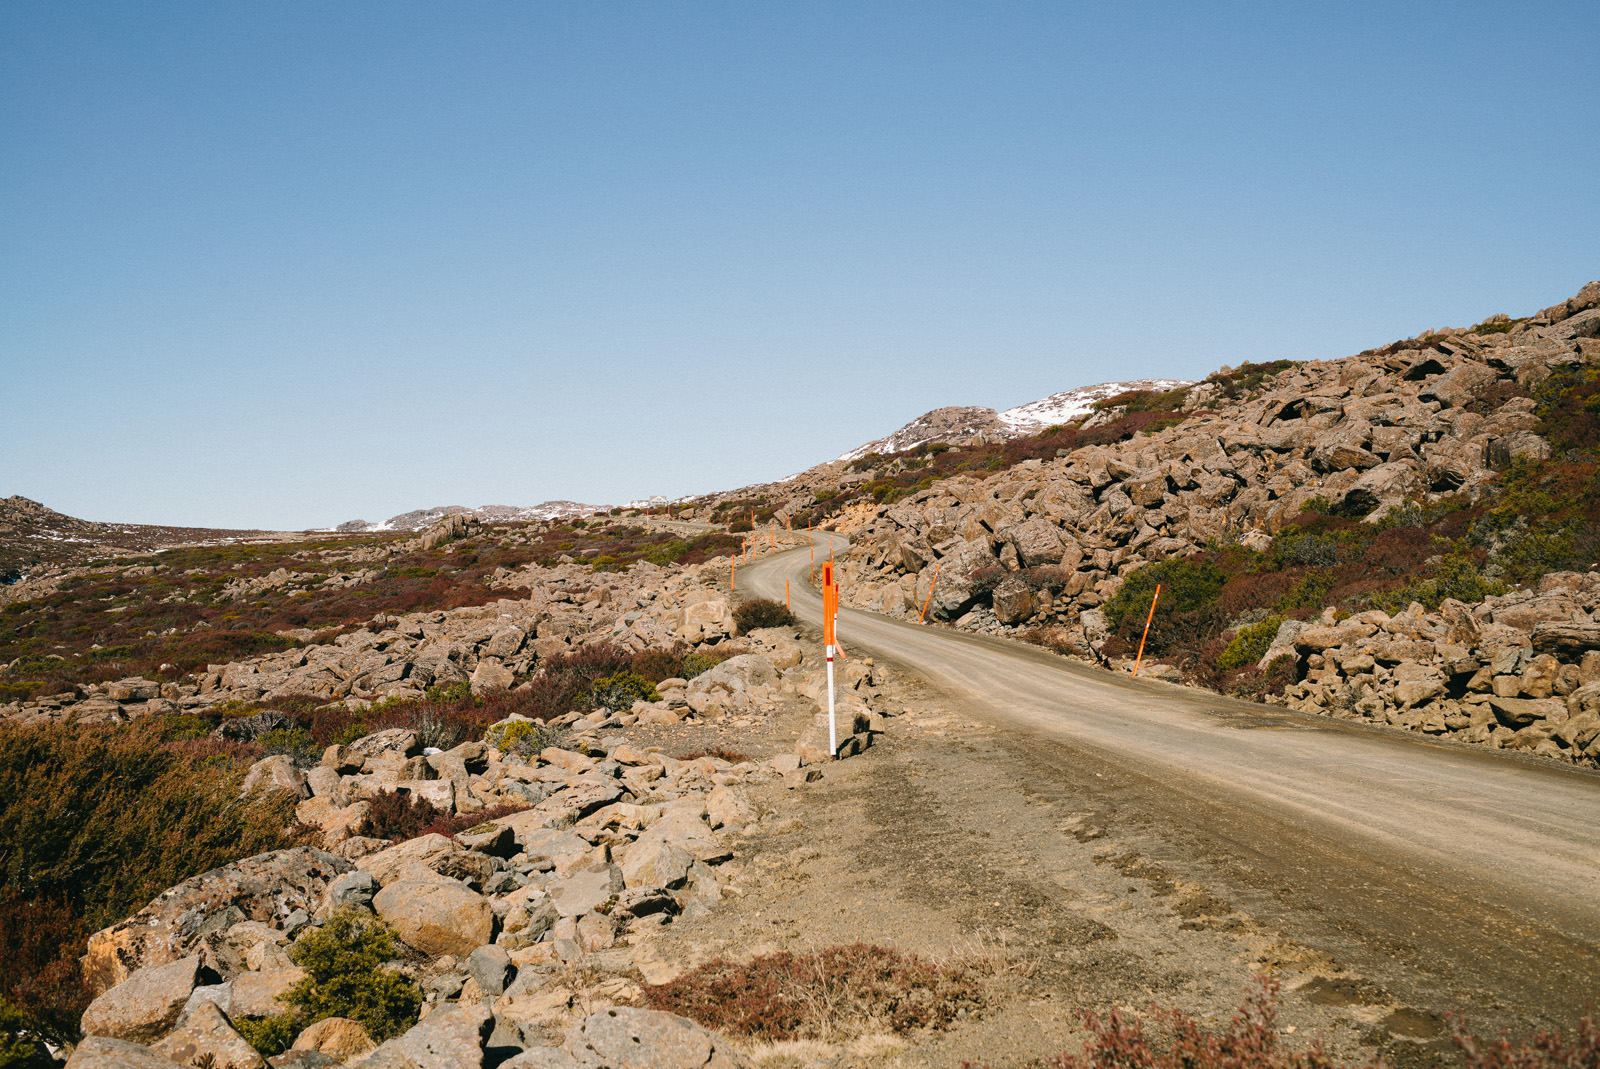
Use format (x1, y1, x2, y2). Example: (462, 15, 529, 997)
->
(643, 943, 992, 1042)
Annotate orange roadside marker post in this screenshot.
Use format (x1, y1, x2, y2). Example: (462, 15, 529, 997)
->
(1133, 584, 1161, 677)
(918, 564, 942, 624)
(786, 579, 790, 612)
(823, 561, 838, 755)
(770, 521, 775, 549)
(730, 557, 736, 592)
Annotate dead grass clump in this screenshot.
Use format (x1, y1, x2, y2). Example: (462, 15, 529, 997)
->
(676, 747, 752, 764)
(1015, 979, 1597, 1069)
(643, 944, 989, 1041)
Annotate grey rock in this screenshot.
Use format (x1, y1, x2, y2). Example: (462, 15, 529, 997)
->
(396, 1001, 494, 1069)
(466, 944, 512, 998)
(563, 1007, 748, 1069)
(153, 998, 266, 1069)
(548, 865, 624, 917)
(329, 870, 380, 910)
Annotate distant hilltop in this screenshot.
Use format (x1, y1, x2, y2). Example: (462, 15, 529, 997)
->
(333, 501, 603, 533)
(836, 379, 1195, 462)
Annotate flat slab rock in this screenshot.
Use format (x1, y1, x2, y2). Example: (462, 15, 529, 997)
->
(563, 1007, 748, 1069)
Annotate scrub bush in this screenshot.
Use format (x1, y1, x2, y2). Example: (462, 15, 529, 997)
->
(1217, 617, 1282, 672)
(236, 908, 422, 1055)
(733, 598, 797, 632)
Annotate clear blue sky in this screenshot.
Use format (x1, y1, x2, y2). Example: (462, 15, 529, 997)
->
(3, 2, 1596, 530)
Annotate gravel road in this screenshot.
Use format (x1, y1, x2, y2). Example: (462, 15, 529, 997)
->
(741, 531, 1600, 1033)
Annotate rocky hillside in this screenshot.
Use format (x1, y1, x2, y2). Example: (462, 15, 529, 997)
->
(0, 496, 299, 582)
(675, 283, 1600, 765)
(0, 513, 749, 716)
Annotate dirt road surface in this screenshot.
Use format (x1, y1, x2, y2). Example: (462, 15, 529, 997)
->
(733, 532, 1600, 1046)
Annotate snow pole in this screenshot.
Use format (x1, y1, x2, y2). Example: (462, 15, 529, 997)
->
(918, 564, 942, 624)
(823, 561, 838, 755)
(1133, 584, 1161, 677)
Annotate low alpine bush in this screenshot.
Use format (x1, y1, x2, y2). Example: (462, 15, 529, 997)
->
(236, 908, 422, 1055)
(733, 597, 797, 632)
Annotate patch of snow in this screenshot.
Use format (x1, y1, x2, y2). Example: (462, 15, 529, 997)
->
(997, 379, 1196, 432)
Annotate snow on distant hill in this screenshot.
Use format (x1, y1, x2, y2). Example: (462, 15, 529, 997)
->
(333, 501, 602, 533)
(997, 379, 1195, 432)
(837, 380, 1196, 463)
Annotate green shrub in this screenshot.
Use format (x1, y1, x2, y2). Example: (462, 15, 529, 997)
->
(484, 717, 557, 758)
(1105, 559, 1226, 633)
(584, 671, 661, 713)
(1275, 569, 1336, 613)
(1218, 617, 1282, 671)
(284, 910, 421, 1039)
(235, 1012, 302, 1058)
(679, 653, 722, 679)
(238, 909, 422, 1056)
(1372, 554, 1507, 612)
(733, 598, 797, 632)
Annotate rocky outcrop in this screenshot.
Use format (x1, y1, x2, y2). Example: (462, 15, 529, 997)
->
(85, 849, 353, 991)
(68, 659, 879, 1069)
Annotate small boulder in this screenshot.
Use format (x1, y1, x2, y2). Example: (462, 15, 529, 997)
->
(293, 1017, 377, 1062)
(242, 755, 311, 799)
(465, 944, 512, 998)
(356, 834, 465, 886)
(379, 1001, 494, 1069)
(80, 954, 203, 1043)
(547, 865, 624, 918)
(153, 999, 266, 1069)
(327, 870, 380, 911)
(619, 840, 692, 891)
(372, 881, 494, 958)
(231, 967, 306, 1018)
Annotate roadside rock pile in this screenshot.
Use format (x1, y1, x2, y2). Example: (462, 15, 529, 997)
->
(69, 668, 888, 1069)
(1266, 574, 1600, 760)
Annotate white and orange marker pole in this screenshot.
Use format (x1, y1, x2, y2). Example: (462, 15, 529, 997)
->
(823, 561, 838, 756)
(918, 564, 942, 624)
(1133, 584, 1161, 677)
